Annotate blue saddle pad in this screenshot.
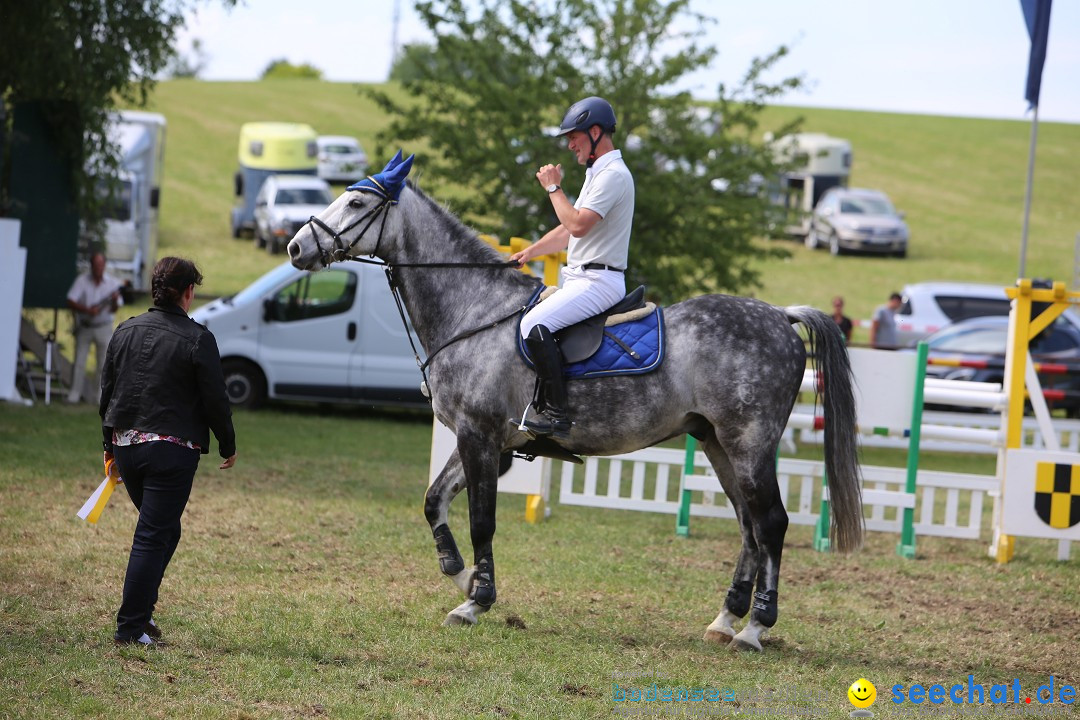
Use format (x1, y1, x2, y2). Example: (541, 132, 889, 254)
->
(518, 305, 665, 379)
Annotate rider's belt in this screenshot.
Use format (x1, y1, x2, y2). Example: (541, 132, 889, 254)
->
(580, 263, 625, 273)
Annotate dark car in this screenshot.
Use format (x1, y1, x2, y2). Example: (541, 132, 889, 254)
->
(922, 315, 1080, 416)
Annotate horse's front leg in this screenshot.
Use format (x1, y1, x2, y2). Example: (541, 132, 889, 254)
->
(443, 425, 501, 627)
(424, 449, 474, 595)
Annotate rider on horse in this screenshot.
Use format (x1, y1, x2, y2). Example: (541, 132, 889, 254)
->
(510, 97, 636, 439)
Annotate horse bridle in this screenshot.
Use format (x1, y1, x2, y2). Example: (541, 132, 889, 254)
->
(302, 180, 532, 401)
(304, 180, 395, 267)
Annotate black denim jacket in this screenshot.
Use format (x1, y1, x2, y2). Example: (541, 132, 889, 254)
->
(100, 305, 236, 458)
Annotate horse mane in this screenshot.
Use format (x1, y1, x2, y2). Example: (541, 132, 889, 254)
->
(404, 180, 524, 269)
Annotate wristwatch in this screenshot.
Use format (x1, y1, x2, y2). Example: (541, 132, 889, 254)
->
(546, 183, 560, 194)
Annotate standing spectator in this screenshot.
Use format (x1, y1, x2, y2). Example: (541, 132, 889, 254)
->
(100, 257, 237, 646)
(831, 296, 853, 343)
(66, 252, 123, 404)
(870, 292, 903, 349)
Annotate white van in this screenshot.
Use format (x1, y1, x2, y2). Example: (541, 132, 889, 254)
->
(192, 262, 427, 409)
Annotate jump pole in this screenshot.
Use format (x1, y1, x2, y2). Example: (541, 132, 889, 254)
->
(897, 342, 929, 559)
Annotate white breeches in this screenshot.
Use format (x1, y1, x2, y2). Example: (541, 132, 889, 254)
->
(519, 266, 626, 338)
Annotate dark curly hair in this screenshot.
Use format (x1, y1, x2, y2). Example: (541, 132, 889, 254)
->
(151, 257, 203, 308)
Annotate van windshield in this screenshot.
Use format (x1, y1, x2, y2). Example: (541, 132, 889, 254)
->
(276, 188, 332, 205)
(230, 263, 302, 307)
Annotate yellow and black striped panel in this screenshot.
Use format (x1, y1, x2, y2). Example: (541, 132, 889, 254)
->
(1034, 462, 1080, 529)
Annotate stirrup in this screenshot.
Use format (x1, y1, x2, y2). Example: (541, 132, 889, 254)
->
(520, 413, 572, 440)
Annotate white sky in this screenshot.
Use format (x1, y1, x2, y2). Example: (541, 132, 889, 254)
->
(179, 0, 1080, 123)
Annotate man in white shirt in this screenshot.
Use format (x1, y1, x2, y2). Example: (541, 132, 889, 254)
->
(510, 97, 635, 438)
(66, 252, 123, 403)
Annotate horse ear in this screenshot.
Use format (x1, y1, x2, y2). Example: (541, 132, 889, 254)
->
(381, 150, 405, 173)
(382, 153, 415, 186)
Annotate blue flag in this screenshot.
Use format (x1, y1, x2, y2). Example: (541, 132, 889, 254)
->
(1020, 0, 1053, 108)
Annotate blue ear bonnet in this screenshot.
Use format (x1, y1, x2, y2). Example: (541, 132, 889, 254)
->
(346, 150, 415, 202)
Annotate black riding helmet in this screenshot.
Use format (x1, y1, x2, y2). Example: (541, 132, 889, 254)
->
(557, 96, 616, 167)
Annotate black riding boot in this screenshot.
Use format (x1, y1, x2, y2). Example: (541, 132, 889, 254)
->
(521, 325, 572, 439)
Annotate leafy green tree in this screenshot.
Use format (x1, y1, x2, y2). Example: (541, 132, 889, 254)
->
(374, 0, 803, 302)
(166, 38, 209, 79)
(0, 1, 232, 220)
(260, 59, 324, 80)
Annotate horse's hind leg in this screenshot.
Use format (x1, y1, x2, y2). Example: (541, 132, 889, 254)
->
(425, 449, 474, 595)
(729, 453, 788, 652)
(699, 437, 759, 646)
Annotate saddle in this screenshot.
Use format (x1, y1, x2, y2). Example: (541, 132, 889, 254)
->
(552, 285, 647, 363)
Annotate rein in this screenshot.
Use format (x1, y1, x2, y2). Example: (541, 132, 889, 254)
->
(304, 185, 535, 401)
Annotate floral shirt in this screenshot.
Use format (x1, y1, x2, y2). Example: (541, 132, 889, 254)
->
(113, 428, 201, 452)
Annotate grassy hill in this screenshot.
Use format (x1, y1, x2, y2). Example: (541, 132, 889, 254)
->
(136, 80, 1080, 339)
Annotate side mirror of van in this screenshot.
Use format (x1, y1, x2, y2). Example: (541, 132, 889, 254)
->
(263, 297, 277, 323)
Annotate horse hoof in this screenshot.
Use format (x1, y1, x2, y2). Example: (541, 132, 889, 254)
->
(729, 635, 763, 652)
(443, 611, 475, 627)
(703, 628, 735, 645)
(443, 599, 487, 627)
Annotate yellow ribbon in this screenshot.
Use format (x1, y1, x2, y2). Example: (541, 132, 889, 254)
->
(77, 457, 123, 525)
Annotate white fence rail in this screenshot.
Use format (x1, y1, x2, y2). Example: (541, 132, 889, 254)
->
(557, 447, 999, 541)
(786, 405, 1080, 455)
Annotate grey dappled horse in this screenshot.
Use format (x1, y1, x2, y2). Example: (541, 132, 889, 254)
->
(288, 153, 863, 651)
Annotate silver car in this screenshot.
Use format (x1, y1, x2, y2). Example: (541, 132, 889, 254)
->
(316, 135, 369, 184)
(806, 187, 909, 257)
(253, 175, 335, 255)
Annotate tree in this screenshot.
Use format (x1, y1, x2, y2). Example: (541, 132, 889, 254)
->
(0, 1, 233, 220)
(373, 0, 804, 302)
(260, 59, 324, 80)
(166, 38, 209, 79)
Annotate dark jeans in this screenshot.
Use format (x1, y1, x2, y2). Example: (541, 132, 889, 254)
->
(113, 441, 200, 641)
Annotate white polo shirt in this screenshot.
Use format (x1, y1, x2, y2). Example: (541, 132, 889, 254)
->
(67, 271, 123, 328)
(567, 150, 634, 270)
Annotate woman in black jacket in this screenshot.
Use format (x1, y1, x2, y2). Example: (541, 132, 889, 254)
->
(100, 257, 237, 646)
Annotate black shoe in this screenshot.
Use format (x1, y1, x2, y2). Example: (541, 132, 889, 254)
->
(520, 414, 572, 440)
(143, 619, 161, 639)
(114, 632, 159, 648)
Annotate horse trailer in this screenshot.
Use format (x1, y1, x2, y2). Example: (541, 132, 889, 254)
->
(84, 110, 166, 292)
(230, 122, 319, 239)
(768, 132, 852, 238)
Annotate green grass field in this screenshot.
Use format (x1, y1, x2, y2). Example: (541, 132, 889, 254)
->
(2, 404, 1078, 719)
(8, 82, 1080, 718)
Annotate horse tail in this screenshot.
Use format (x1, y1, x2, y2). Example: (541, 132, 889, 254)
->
(785, 306, 864, 552)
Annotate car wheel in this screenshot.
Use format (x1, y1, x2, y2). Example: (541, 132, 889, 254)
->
(805, 228, 820, 250)
(267, 236, 280, 254)
(829, 232, 843, 256)
(254, 230, 267, 250)
(895, 247, 907, 259)
(230, 210, 242, 239)
(222, 359, 266, 410)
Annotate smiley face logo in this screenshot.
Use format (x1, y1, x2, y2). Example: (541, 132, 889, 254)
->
(848, 678, 877, 709)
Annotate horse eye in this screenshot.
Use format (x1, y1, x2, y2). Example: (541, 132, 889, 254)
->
(348, 197, 365, 209)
